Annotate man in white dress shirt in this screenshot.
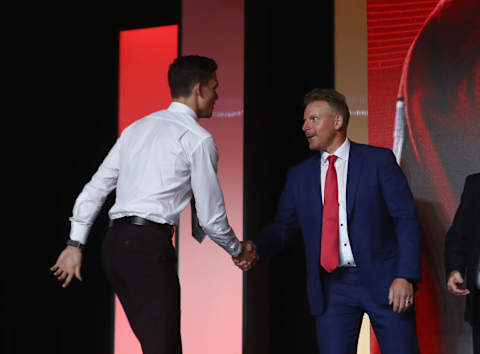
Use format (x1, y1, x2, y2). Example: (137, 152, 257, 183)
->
(50, 55, 256, 354)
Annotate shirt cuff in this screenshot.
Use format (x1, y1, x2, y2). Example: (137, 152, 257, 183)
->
(230, 240, 242, 257)
(69, 219, 92, 244)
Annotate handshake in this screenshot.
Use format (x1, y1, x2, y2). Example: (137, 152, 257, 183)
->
(232, 241, 259, 271)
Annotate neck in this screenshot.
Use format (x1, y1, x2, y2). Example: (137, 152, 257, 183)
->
(324, 135, 347, 154)
(173, 97, 199, 116)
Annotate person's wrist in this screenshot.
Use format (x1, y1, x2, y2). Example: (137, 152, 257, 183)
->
(448, 270, 461, 279)
(66, 239, 85, 251)
(395, 277, 413, 283)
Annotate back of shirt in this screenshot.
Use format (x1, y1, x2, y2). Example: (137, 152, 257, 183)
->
(111, 106, 212, 226)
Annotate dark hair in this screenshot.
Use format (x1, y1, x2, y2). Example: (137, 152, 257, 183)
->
(303, 88, 350, 124)
(168, 55, 218, 98)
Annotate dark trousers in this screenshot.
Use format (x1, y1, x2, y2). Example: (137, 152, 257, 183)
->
(102, 223, 182, 354)
(315, 267, 419, 354)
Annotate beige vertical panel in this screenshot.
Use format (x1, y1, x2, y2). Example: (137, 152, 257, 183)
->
(335, 1, 370, 354)
(335, 0, 368, 144)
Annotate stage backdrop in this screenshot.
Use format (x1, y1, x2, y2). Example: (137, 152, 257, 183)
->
(179, 1, 245, 353)
(367, 1, 480, 353)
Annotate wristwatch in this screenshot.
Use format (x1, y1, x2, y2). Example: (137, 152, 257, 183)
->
(67, 239, 85, 250)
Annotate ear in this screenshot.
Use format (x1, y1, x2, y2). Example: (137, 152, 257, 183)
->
(333, 114, 345, 130)
(192, 82, 201, 97)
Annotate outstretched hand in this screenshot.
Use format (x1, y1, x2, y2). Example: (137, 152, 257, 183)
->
(233, 241, 259, 271)
(50, 246, 83, 288)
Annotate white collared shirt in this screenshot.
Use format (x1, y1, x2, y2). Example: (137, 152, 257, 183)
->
(320, 138, 356, 267)
(69, 102, 242, 257)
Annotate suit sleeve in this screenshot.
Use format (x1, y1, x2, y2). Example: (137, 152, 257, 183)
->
(378, 150, 422, 282)
(255, 169, 301, 259)
(444, 175, 472, 277)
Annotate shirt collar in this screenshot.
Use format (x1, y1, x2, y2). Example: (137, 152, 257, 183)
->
(321, 138, 350, 164)
(167, 101, 198, 121)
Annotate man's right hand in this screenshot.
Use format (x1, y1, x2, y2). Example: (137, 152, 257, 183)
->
(232, 241, 259, 271)
(50, 246, 83, 288)
(447, 270, 470, 296)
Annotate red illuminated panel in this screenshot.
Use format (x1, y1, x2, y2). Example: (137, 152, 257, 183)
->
(116, 25, 178, 354)
(366, 1, 480, 354)
(367, 0, 438, 150)
(118, 25, 178, 134)
(367, 2, 439, 352)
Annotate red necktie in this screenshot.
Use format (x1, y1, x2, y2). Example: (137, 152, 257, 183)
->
(321, 155, 339, 273)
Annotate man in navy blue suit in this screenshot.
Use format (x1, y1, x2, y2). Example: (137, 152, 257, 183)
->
(240, 89, 422, 353)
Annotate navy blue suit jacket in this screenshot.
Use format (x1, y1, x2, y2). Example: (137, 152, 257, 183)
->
(256, 141, 422, 315)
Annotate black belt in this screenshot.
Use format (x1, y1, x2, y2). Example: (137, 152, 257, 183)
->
(109, 216, 174, 233)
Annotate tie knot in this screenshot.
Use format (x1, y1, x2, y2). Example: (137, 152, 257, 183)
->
(327, 155, 338, 164)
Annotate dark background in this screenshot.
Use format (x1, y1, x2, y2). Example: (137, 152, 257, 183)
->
(244, 1, 333, 353)
(4, 1, 333, 353)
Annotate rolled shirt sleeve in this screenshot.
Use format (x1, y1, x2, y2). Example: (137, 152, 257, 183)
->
(189, 137, 242, 257)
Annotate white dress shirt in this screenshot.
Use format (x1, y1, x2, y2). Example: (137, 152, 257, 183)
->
(69, 102, 242, 257)
(320, 138, 356, 267)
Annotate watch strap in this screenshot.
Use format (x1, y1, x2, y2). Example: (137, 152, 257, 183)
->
(67, 239, 85, 250)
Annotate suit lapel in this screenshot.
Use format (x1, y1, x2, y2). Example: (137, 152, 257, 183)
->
(346, 142, 364, 221)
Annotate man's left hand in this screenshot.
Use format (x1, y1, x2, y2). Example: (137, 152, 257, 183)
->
(388, 278, 414, 313)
